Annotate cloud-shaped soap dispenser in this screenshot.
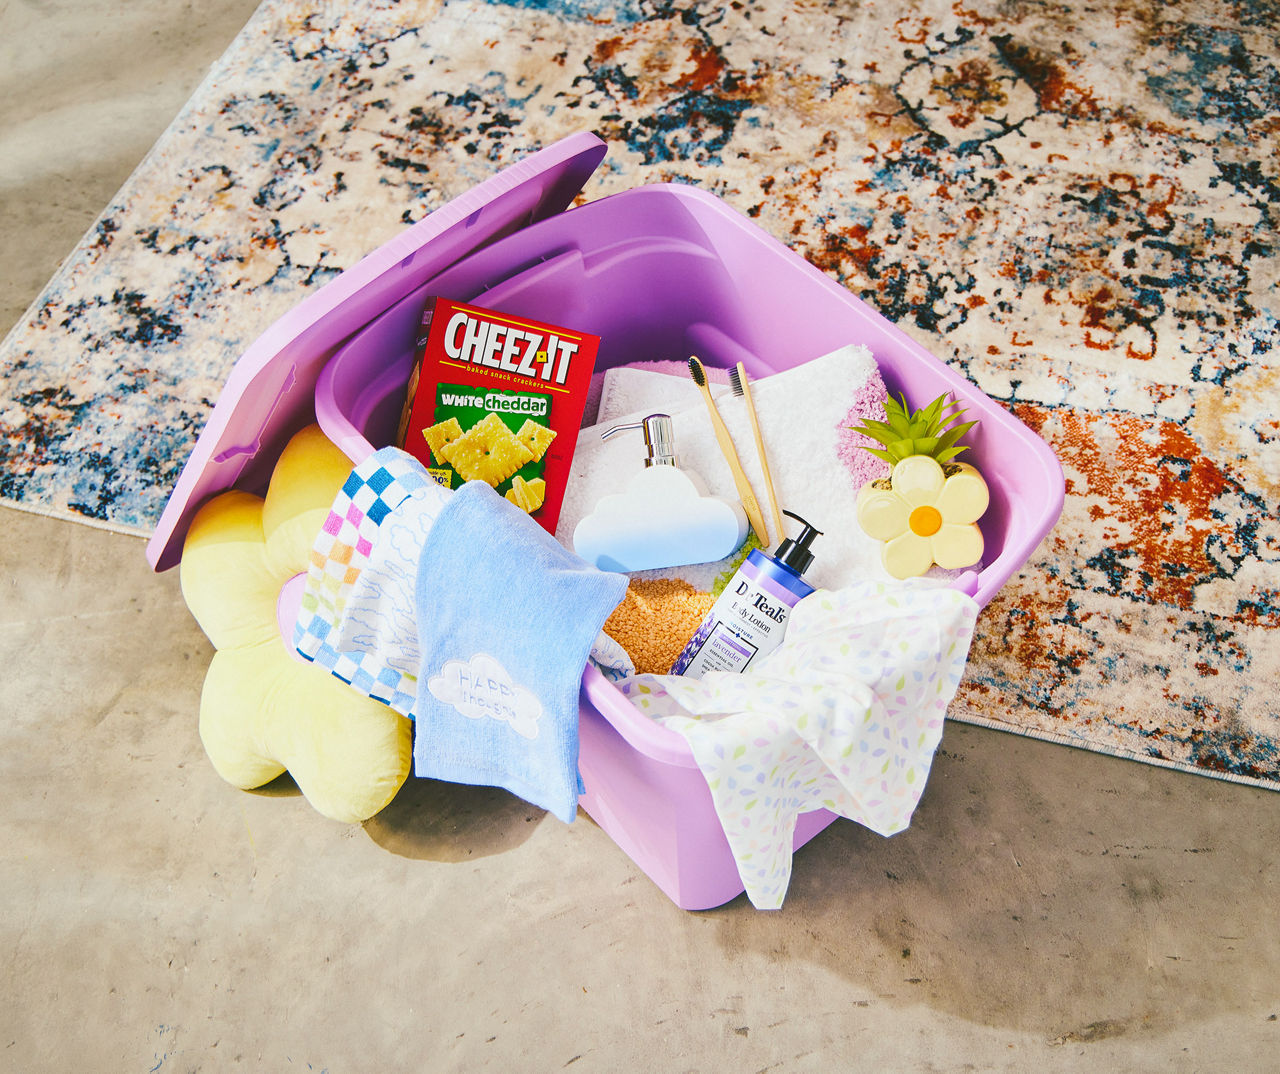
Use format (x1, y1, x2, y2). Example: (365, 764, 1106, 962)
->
(573, 413, 749, 573)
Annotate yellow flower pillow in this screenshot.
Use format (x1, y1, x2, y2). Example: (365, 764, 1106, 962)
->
(180, 425, 412, 823)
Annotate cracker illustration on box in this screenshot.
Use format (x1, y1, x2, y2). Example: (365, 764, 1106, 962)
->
(398, 298, 599, 532)
(440, 412, 536, 486)
(422, 416, 464, 464)
(516, 418, 557, 462)
(505, 475, 547, 513)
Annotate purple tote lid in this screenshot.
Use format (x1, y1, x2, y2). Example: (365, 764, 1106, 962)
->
(146, 131, 608, 571)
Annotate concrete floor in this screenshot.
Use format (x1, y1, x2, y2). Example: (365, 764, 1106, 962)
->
(2, 3, 1277, 1071)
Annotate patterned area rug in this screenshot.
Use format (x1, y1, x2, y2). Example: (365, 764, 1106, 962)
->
(2, 0, 1276, 787)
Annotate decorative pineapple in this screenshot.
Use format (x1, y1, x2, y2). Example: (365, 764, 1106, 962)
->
(850, 391, 989, 579)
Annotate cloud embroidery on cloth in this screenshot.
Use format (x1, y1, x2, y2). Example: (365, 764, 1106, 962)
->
(428, 653, 543, 740)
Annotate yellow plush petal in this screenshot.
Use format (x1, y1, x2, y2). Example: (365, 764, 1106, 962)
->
(200, 641, 412, 823)
(263, 425, 356, 579)
(936, 463, 990, 525)
(890, 455, 946, 508)
(277, 675, 413, 824)
(181, 491, 279, 651)
(182, 423, 412, 823)
(199, 642, 290, 790)
(932, 522, 985, 570)
(881, 530, 935, 579)
(856, 483, 910, 541)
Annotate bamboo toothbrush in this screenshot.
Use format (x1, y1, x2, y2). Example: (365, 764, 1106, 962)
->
(729, 362, 784, 543)
(687, 356, 770, 546)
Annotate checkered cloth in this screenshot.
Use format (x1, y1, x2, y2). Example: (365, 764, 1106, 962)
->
(293, 447, 442, 712)
(334, 477, 451, 708)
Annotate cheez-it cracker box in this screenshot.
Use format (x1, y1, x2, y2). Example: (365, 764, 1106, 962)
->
(397, 297, 600, 533)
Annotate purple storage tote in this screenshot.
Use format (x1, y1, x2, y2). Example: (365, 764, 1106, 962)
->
(151, 132, 1063, 909)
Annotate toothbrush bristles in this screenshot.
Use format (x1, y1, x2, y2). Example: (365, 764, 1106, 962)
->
(727, 367, 744, 397)
(687, 355, 706, 387)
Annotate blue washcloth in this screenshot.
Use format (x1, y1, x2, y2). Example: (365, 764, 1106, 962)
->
(411, 481, 628, 823)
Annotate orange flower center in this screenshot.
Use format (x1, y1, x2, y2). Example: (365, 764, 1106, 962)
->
(908, 505, 942, 537)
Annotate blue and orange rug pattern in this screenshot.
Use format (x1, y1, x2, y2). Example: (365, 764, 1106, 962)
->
(0, 0, 1275, 785)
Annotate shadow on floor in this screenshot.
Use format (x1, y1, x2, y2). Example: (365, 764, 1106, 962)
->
(696, 724, 1280, 1041)
(363, 775, 541, 861)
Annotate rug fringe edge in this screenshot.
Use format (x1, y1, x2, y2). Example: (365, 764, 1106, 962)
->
(1, 497, 151, 541)
(947, 712, 1279, 792)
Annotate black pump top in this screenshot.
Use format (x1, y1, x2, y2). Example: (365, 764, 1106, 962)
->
(774, 509, 822, 576)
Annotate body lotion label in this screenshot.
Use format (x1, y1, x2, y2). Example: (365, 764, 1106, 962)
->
(671, 553, 806, 678)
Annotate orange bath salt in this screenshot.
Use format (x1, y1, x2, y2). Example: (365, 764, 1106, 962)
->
(603, 578, 717, 676)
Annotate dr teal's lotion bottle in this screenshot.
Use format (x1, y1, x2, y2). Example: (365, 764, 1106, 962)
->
(671, 510, 822, 679)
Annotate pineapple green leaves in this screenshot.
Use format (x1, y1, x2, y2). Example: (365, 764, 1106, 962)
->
(849, 392, 977, 466)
